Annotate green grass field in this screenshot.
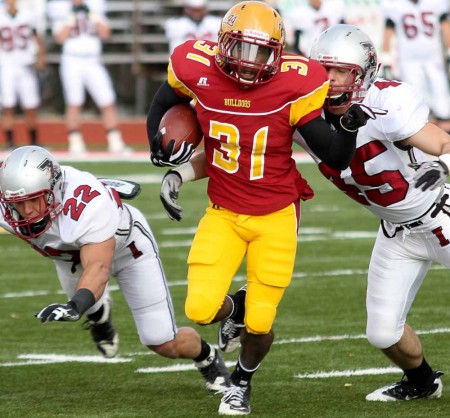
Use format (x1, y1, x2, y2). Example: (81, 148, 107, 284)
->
(1, 161, 449, 418)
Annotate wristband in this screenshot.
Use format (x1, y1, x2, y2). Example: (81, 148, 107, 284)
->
(70, 288, 96, 315)
(438, 154, 450, 174)
(173, 162, 195, 183)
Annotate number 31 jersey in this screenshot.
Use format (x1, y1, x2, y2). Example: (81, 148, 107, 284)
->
(168, 40, 330, 216)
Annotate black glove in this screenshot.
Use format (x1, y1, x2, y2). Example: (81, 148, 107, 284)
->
(160, 170, 183, 221)
(340, 103, 388, 132)
(410, 160, 449, 191)
(73, 3, 90, 13)
(35, 301, 80, 323)
(150, 131, 195, 167)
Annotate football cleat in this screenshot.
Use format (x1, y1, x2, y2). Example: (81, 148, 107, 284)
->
(366, 371, 444, 401)
(195, 345, 231, 392)
(84, 297, 119, 358)
(218, 382, 251, 415)
(218, 285, 247, 353)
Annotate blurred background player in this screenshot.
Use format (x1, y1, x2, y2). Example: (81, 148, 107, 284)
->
(0, 0, 46, 149)
(47, 0, 130, 155)
(380, 0, 450, 132)
(286, 0, 345, 56)
(164, 0, 222, 54)
(0, 145, 230, 394)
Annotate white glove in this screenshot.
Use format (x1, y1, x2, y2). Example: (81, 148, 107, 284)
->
(35, 302, 80, 323)
(160, 171, 183, 221)
(411, 160, 449, 191)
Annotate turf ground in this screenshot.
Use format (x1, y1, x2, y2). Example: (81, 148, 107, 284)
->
(1, 160, 449, 418)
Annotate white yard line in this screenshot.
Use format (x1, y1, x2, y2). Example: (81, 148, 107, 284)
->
(2, 328, 449, 373)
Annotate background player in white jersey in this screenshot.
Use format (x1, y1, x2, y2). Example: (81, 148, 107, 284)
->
(0, 146, 230, 394)
(47, 0, 129, 155)
(164, 0, 222, 54)
(285, 0, 345, 56)
(380, 0, 450, 132)
(0, 0, 45, 149)
(160, 23, 450, 403)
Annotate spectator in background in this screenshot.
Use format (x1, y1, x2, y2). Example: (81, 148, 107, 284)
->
(0, 0, 46, 149)
(381, 0, 450, 133)
(164, 0, 222, 54)
(47, 0, 130, 155)
(286, 0, 345, 56)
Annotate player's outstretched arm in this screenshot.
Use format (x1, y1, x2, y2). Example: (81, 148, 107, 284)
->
(299, 103, 386, 170)
(35, 238, 115, 323)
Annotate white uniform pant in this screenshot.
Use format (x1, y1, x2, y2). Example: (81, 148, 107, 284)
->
(0, 64, 40, 109)
(60, 55, 116, 107)
(54, 205, 177, 346)
(398, 58, 450, 120)
(366, 188, 450, 349)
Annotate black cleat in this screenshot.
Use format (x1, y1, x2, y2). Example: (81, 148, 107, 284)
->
(195, 345, 231, 391)
(218, 382, 251, 415)
(366, 371, 444, 401)
(84, 297, 119, 358)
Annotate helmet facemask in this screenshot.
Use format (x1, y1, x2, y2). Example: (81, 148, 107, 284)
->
(0, 189, 61, 238)
(320, 62, 366, 109)
(217, 30, 283, 87)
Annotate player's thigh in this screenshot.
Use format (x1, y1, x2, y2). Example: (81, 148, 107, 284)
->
(186, 207, 247, 324)
(427, 65, 450, 119)
(0, 66, 18, 107)
(60, 58, 85, 105)
(115, 253, 178, 346)
(245, 203, 298, 333)
(17, 67, 40, 109)
(366, 227, 430, 344)
(84, 63, 116, 107)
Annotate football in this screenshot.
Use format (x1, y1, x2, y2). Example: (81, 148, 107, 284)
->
(158, 103, 203, 152)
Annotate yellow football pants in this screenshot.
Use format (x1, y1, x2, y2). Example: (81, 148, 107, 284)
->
(185, 201, 299, 334)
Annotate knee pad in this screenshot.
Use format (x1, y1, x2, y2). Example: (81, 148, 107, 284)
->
(185, 292, 220, 324)
(245, 303, 276, 334)
(366, 325, 402, 349)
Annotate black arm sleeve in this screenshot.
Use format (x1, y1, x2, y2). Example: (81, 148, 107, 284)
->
(297, 116, 357, 170)
(293, 30, 302, 55)
(385, 18, 395, 29)
(146, 81, 191, 147)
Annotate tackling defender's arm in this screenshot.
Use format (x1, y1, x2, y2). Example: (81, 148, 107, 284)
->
(35, 238, 115, 323)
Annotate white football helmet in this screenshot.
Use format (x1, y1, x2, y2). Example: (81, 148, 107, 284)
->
(310, 24, 379, 108)
(0, 146, 64, 238)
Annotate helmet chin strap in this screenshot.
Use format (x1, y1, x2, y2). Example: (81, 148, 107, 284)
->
(329, 93, 350, 107)
(18, 216, 50, 237)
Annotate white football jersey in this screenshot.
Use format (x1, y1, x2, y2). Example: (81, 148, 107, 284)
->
(381, 0, 449, 60)
(296, 78, 442, 224)
(0, 166, 132, 263)
(0, 6, 39, 66)
(49, 0, 107, 57)
(286, 0, 345, 56)
(164, 15, 222, 54)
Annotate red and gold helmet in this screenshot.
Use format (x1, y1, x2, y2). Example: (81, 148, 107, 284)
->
(216, 1, 285, 88)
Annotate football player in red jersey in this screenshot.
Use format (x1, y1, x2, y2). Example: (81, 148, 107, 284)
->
(146, 2, 378, 415)
(162, 24, 450, 406)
